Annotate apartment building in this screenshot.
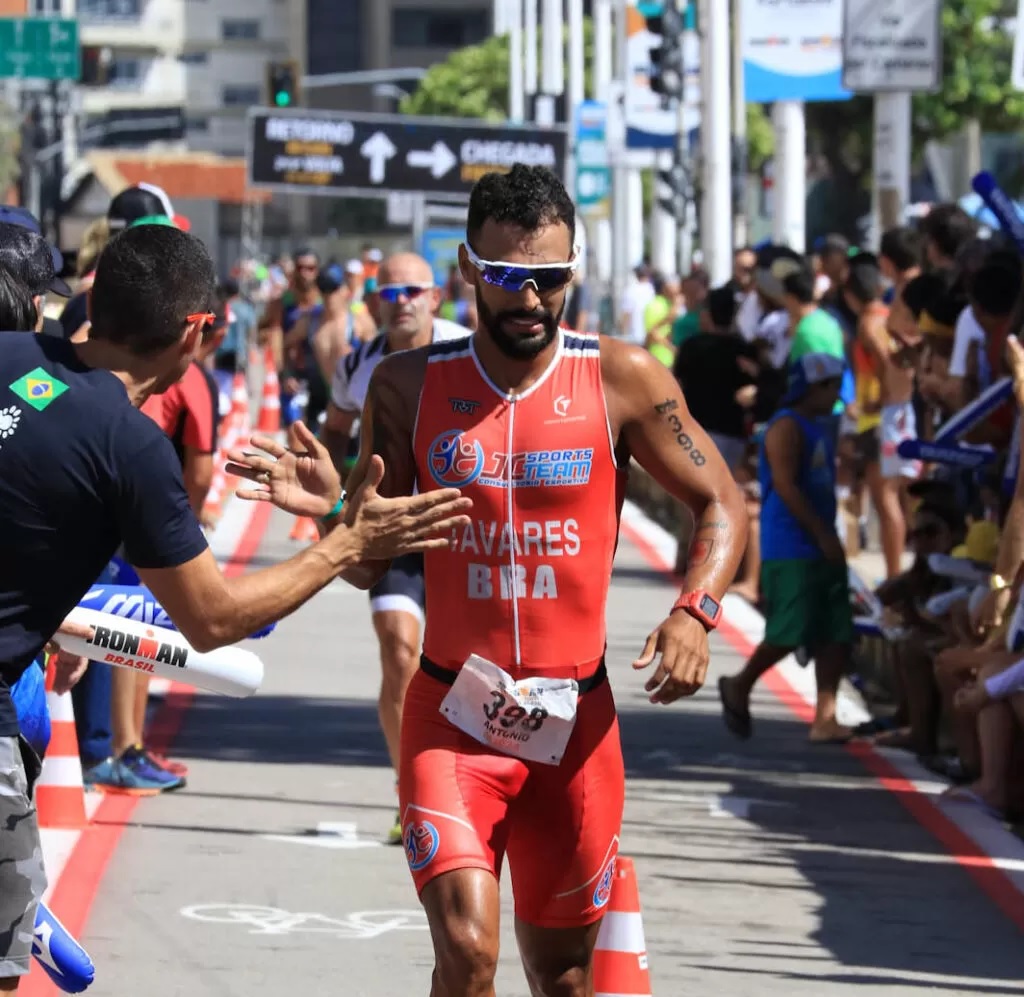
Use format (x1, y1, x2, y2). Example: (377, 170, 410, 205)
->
(66, 0, 288, 156)
(17, 0, 496, 154)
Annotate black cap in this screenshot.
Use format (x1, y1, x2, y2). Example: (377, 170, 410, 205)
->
(0, 222, 72, 297)
(107, 183, 184, 231)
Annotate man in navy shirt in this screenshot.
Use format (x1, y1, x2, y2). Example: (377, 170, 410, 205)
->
(0, 224, 471, 991)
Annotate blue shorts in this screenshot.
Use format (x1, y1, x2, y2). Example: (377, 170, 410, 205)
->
(369, 554, 425, 624)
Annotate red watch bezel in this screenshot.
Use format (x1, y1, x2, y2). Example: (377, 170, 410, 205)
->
(672, 590, 722, 630)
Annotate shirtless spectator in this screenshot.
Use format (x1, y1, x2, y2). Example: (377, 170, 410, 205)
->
(846, 253, 920, 578)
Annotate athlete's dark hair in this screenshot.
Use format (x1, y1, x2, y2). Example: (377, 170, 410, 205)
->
(970, 257, 1022, 317)
(879, 226, 922, 272)
(780, 266, 816, 304)
(467, 165, 576, 249)
(901, 271, 951, 320)
(845, 252, 883, 304)
(706, 285, 737, 329)
(919, 204, 977, 263)
(293, 246, 318, 264)
(0, 264, 38, 331)
(89, 225, 216, 356)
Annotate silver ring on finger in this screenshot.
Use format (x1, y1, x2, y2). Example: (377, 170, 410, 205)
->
(258, 471, 272, 485)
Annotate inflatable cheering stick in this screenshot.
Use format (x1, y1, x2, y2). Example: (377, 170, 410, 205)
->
(33, 902, 95, 993)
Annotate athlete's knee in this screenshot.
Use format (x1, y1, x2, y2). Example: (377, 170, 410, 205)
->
(525, 964, 591, 997)
(519, 922, 598, 997)
(432, 912, 499, 994)
(376, 621, 420, 693)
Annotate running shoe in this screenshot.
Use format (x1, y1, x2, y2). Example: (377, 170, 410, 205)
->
(387, 812, 404, 846)
(120, 745, 185, 792)
(142, 746, 189, 778)
(83, 757, 165, 797)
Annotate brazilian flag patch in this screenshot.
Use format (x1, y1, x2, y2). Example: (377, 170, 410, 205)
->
(9, 367, 69, 411)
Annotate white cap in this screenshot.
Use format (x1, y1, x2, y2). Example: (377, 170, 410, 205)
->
(367, 248, 383, 263)
(346, 259, 364, 276)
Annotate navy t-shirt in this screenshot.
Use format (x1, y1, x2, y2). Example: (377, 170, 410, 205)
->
(0, 333, 209, 736)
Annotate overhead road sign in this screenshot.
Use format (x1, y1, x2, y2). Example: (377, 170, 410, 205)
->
(246, 109, 568, 202)
(842, 0, 942, 93)
(0, 18, 79, 81)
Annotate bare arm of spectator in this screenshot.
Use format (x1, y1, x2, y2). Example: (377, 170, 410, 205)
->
(974, 405, 1024, 634)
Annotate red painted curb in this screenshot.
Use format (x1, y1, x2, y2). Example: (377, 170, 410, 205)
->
(22, 500, 275, 996)
(618, 516, 1024, 936)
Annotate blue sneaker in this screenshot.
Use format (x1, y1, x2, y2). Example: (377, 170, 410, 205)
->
(119, 746, 185, 792)
(83, 757, 166, 797)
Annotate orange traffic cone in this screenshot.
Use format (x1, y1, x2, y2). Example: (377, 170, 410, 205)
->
(257, 365, 281, 434)
(36, 659, 87, 830)
(228, 370, 250, 443)
(289, 516, 319, 543)
(593, 857, 652, 997)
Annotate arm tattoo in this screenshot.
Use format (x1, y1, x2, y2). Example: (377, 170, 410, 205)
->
(654, 398, 706, 467)
(688, 537, 714, 567)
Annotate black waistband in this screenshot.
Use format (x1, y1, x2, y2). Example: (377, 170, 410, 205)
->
(420, 655, 608, 694)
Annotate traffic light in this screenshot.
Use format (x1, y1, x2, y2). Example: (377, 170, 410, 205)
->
(646, 2, 685, 104)
(658, 156, 691, 221)
(267, 60, 299, 108)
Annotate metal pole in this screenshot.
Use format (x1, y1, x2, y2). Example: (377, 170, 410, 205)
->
(541, 0, 565, 97)
(730, 0, 748, 248)
(509, 0, 526, 123)
(698, 0, 732, 285)
(412, 195, 428, 252)
(566, 0, 585, 201)
(525, 0, 539, 101)
(592, 0, 614, 284)
(772, 100, 806, 252)
(874, 91, 911, 236)
(611, 0, 631, 312)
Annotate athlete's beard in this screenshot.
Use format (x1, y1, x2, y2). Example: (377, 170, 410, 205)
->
(477, 295, 564, 360)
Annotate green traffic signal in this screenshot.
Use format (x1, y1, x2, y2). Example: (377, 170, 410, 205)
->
(275, 91, 291, 107)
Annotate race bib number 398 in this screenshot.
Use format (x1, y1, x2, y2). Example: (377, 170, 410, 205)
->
(439, 655, 579, 765)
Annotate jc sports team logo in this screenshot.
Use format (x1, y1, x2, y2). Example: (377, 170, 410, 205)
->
(404, 820, 440, 871)
(428, 430, 484, 488)
(592, 855, 616, 909)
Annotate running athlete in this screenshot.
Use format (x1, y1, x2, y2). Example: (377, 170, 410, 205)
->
(259, 249, 321, 426)
(239, 167, 747, 996)
(321, 252, 472, 843)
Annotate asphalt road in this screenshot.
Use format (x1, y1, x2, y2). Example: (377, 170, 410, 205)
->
(80, 507, 1024, 996)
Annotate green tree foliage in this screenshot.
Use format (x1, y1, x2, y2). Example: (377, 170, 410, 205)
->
(401, 26, 594, 120)
(0, 101, 20, 196)
(805, 0, 1024, 184)
(913, 0, 1024, 141)
(401, 35, 513, 121)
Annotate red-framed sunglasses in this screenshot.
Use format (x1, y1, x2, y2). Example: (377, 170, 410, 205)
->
(186, 312, 217, 331)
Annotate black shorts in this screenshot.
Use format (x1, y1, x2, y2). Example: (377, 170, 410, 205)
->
(369, 554, 425, 622)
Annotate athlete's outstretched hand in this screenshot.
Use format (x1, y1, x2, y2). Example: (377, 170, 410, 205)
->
(226, 421, 340, 519)
(632, 611, 710, 704)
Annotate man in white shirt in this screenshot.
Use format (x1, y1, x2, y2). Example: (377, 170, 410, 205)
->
(618, 264, 655, 345)
(321, 253, 472, 844)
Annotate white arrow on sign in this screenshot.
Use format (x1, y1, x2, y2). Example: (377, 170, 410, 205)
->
(407, 140, 458, 180)
(262, 821, 382, 850)
(360, 131, 398, 184)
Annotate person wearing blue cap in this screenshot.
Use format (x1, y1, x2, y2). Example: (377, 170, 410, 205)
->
(0, 208, 72, 337)
(718, 351, 855, 746)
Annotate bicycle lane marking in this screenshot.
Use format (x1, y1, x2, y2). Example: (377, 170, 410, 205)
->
(179, 904, 430, 940)
(24, 498, 274, 997)
(618, 498, 1024, 935)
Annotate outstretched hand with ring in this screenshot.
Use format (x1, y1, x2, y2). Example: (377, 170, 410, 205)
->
(225, 421, 341, 519)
